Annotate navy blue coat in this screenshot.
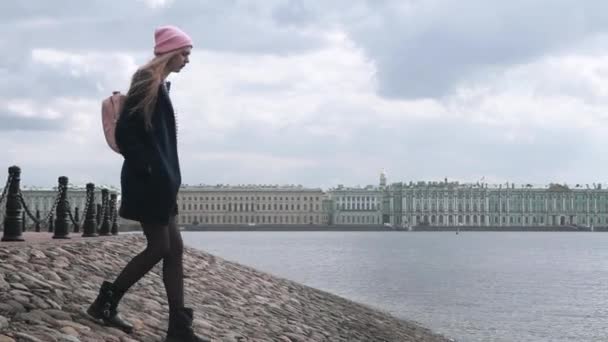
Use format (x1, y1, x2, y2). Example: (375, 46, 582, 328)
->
(115, 75, 181, 226)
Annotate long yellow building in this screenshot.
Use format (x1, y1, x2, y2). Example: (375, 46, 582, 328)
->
(176, 184, 330, 226)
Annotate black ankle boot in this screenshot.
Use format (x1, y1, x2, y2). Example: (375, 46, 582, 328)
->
(87, 281, 134, 333)
(165, 307, 210, 342)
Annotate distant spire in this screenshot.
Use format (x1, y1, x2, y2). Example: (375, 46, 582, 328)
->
(380, 169, 387, 188)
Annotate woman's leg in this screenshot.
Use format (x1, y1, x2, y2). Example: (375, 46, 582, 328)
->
(163, 215, 185, 310)
(163, 217, 210, 341)
(113, 222, 171, 292)
(88, 222, 170, 333)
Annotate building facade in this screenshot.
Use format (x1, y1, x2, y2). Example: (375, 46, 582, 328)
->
(4, 175, 606, 230)
(176, 184, 329, 226)
(326, 185, 383, 225)
(383, 180, 608, 228)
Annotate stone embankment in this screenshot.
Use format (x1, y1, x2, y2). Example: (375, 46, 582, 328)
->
(0, 233, 452, 342)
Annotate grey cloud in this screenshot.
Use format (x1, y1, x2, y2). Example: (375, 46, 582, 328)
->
(345, 0, 608, 99)
(6, 0, 608, 102)
(1, 1, 325, 54)
(0, 0, 328, 135)
(232, 80, 295, 93)
(264, 0, 608, 99)
(180, 113, 589, 185)
(0, 112, 62, 131)
(2, 60, 104, 103)
(1, 0, 607, 187)
(272, 0, 314, 27)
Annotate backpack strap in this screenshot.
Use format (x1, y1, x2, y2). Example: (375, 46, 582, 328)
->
(110, 92, 126, 122)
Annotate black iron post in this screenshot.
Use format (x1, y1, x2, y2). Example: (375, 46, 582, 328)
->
(110, 193, 119, 235)
(96, 204, 102, 228)
(2, 166, 24, 242)
(82, 183, 97, 237)
(73, 207, 80, 233)
(99, 189, 111, 236)
(52, 176, 70, 239)
(35, 209, 41, 232)
(48, 213, 54, 233)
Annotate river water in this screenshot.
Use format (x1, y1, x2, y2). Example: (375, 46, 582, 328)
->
(182, 231, 608, 342)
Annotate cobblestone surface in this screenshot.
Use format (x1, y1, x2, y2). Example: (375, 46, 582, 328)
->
(0, 233, 453, 342)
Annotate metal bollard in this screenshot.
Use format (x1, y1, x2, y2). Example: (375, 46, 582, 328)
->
(99, 189, 111, 236)
(21, 211, 26, 232)
(2, 166, 24, 242)
(48, 213, 54, 233)
(82, 183, 97, 237)
(110, 193, 119, 235)
(35, 209, 41, 232)
(96, 203, 102, 229)
(73, 207, 80, 233)
(52, 176, 70, 239)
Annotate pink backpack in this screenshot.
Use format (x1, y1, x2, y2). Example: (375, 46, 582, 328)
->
(101, 91, 126, 154)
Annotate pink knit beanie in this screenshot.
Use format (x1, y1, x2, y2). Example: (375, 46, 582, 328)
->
(154, 25, 193, 55)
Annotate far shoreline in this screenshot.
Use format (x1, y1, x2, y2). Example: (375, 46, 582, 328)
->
(172, 225, 608, 233)
(119, 224, 608, 232)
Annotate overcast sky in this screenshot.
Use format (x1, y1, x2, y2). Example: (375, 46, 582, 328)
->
(2, 0, 608, 189)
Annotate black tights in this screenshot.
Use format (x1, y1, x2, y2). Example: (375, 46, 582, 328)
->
(112, 215, 184, 311)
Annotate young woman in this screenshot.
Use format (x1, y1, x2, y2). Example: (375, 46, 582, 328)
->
(87, 25, 208, 342)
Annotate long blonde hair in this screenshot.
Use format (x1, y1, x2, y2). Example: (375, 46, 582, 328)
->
(126, 49, 183, 130)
